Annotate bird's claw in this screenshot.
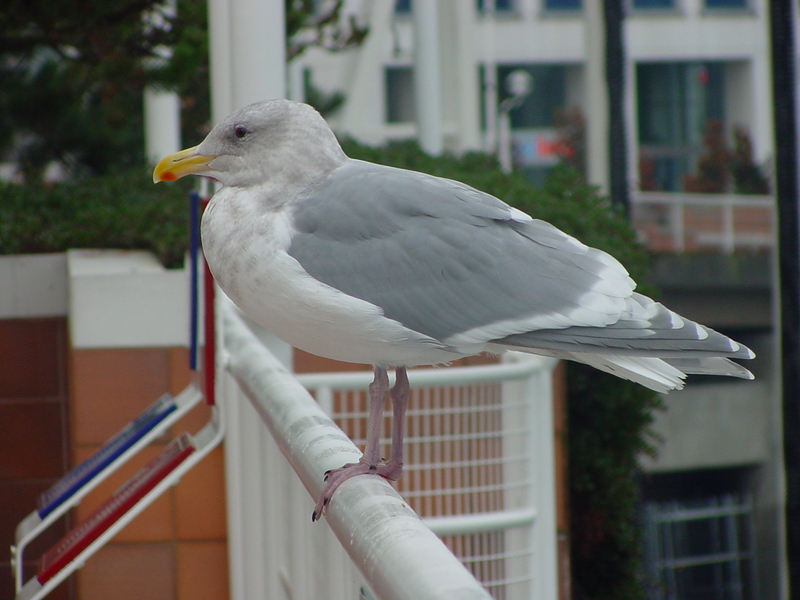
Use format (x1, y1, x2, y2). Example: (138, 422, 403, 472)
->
(311, 458, 404, 522)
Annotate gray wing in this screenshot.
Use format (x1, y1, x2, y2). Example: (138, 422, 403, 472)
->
(288, 160, 633, 348)
(288, 160, 753, 365)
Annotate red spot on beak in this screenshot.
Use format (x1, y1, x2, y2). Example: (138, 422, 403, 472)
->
(161, 172, 178, 181)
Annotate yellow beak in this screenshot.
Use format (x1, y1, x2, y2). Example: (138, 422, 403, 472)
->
(153, 146, 217, 183)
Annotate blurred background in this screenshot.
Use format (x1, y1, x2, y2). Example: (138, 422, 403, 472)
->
(0, 1, 795, 600)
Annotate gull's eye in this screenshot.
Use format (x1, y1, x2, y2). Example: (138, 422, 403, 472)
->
(233, 125, 250, 139)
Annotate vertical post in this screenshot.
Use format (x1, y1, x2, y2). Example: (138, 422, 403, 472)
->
(144, 90, 182, 165)
(203, 200, 216, 406)
(671, 200, 685, 253)
(189, 192, 200, 371)
(205, 5, 288, 599)
(143, 0, 181, 165)
(413, 0, 443, 155)
(498, 109, 512, 173)
(482, 0, 497, 154)
(529, 363, 559, 600)
(207, 0, 286, 120)
(585, 0, 609, 195)
(771, 0, 800, 596)
(316, 385, 334, 417)
(722, 198, 734, 255)
(604, 0, 630, 217)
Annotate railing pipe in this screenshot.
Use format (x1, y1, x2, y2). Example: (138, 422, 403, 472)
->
(424, 507, 537, 537)
(221, 301, 492, 600)
(296, 359, 545, 390)
(632, 191, 774, 254)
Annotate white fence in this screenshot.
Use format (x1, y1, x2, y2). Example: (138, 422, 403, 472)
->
(220, 299, 559, 600)
(631, 192, 774, 254)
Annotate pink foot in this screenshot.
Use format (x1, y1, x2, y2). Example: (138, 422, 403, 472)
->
(311, 366, 409, 522)
(311, 458, 404, 521)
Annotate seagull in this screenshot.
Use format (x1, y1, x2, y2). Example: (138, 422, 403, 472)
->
(154, 99, 754, 521)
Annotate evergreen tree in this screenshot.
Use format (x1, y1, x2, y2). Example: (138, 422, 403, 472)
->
(0, 0, 365, 179)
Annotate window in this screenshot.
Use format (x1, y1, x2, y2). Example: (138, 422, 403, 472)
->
(643, 495, 757, 600)
(394, 0, 411, 13)
(637, 62, 725, 191)
(496, 64, 566, 129)
(705, 0, 747, 8)
(487, 64, 573, 184)
(476, 0, 514, 13)
(543, 0, 581, 10)
(632, 0, 674, 8)
(385, 66, 416, 123)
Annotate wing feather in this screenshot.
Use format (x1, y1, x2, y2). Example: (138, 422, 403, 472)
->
(288, 160, 632, 346)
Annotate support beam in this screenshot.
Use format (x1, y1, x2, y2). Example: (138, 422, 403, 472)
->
(144, 89, 181, 165)
(584, 0, 609, 195)
(604, 0, 629, 217)
(143, 0, 181, 165)
(413, 0, 443, 155)
(207, 0, 286, 122)
(771, 0, 800, 596)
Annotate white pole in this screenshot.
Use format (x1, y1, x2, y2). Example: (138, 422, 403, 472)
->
(585, 1, 609, 194)
(207, 0, 232, 123)
(482, 0, 497, 154)
(287, 60, 306, 103)
(208, 0, 286, 122)
(413, 0, 443, 155)
(206, 10, 292, 600)
(143, 0, 181, 164)
(498, 109, 512, 173)
(144, 89, 182, 165)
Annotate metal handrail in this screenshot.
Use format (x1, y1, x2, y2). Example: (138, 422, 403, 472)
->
(631, 191, 774, 254)
(221, 299, 493, 600)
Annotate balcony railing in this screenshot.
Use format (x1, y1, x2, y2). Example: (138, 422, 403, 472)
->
(631, 192, 774, 254)
(220, 298, 559, 600)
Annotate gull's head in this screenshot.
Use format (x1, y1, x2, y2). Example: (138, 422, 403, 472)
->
(153, 99, 345, 188)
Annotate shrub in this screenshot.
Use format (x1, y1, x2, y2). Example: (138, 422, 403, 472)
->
(0, 168, 193, 268)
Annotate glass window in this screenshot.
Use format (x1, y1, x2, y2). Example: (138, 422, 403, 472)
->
(637, 61, 725, 191)
(705, 0, 747, 8)
(394, 0, 411, 13)
(543, 0, 582, 9)
(488, 64, 572, 184)
(496, 64, 566, 129)
(642, 494, 757, 600)
(632, 0, 674, 9)
(385, 66, 416, 124)
(476, 0, 514, 13)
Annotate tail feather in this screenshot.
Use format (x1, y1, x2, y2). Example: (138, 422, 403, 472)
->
(564, 353, 686, 393)
(663, 357, 754, 380)
(496, 347, 752, 393)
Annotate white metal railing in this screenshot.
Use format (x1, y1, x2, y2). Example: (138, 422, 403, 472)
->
(631, 192, 774, 254)
(220, 298, 559, 600)
(642, 494, 758, 600)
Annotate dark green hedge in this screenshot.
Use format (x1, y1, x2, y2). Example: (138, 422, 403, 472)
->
(1, 140, 661, 599)
(0, 168, 194, 268)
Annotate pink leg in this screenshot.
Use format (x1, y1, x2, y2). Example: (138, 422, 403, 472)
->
(312, 366, 409, 521)
(383, 366, 409, 478)
(363, 366, 390, 465)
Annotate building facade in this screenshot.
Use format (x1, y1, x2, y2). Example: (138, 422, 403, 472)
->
(297, 0, 774, 194)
